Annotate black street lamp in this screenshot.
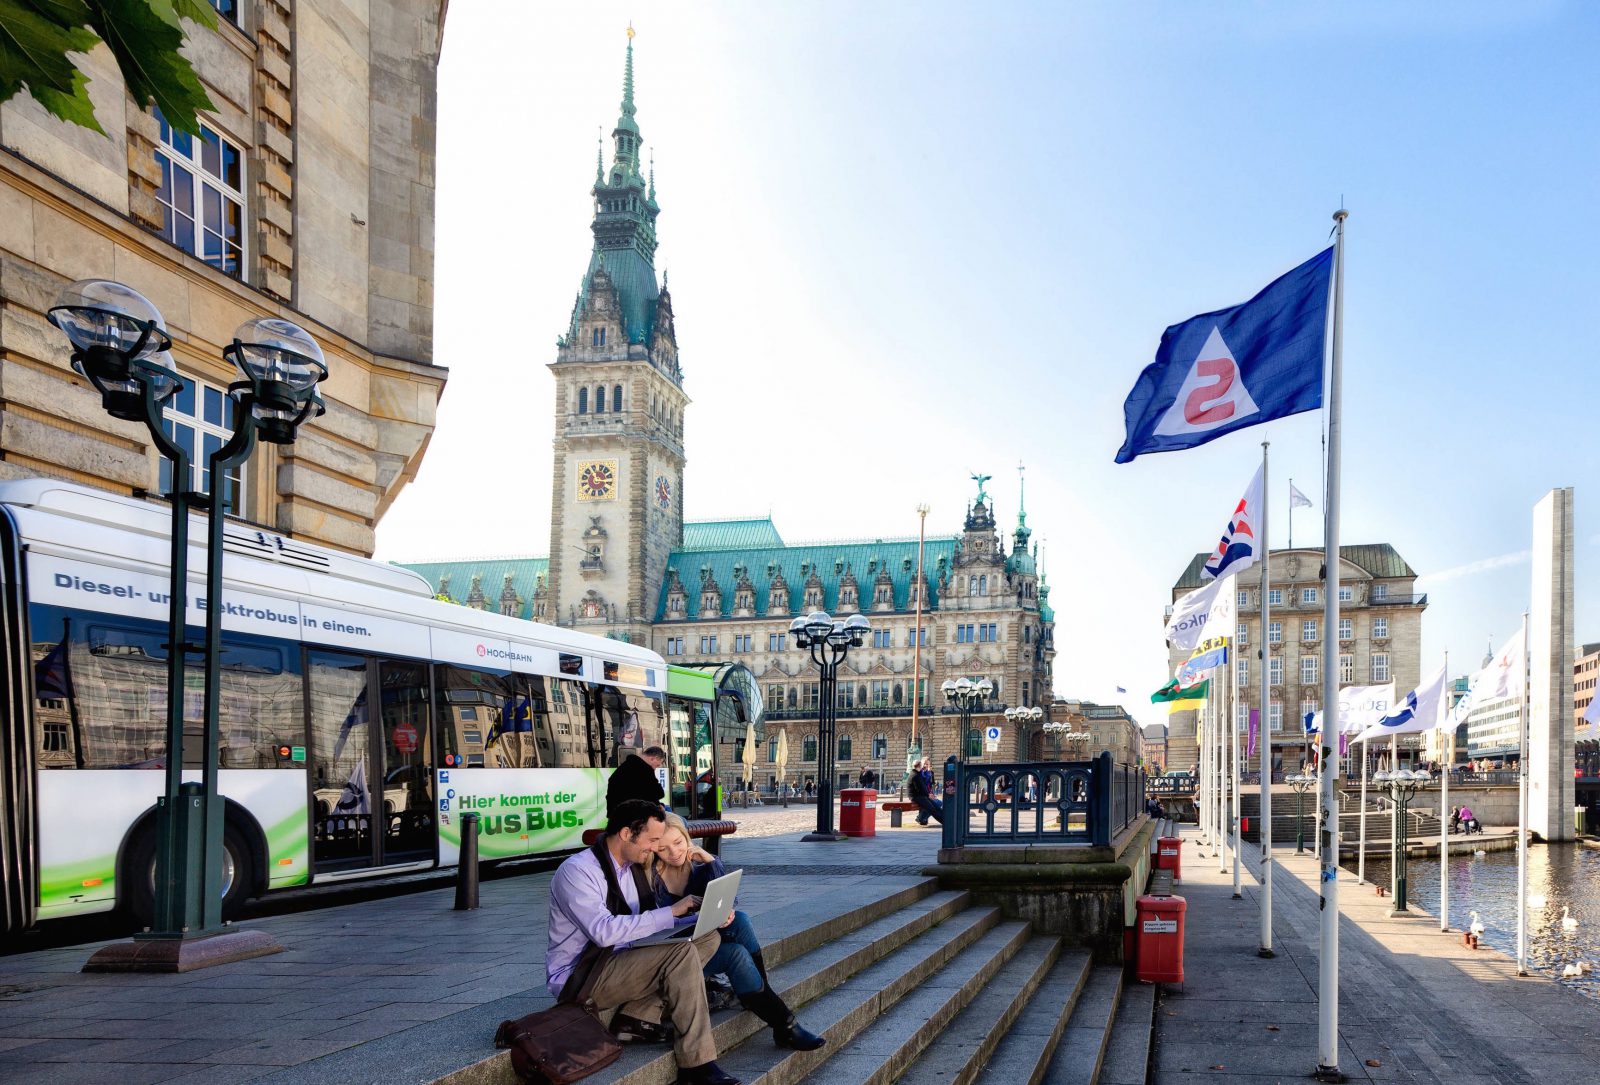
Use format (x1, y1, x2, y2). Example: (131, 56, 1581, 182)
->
(943, 676, 992, 760)
(1287, 772, 1314, 855)
(789, 609, 868, 841)
(51, 280, 326, 970)
(1375, 768, 1430, 915)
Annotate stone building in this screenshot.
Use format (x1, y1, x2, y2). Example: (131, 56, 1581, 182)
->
(1576, 642, 1599, 742)
(1165, 545, 1427, 775)
(1141, 723, 1168, 774)
(0, 1, 447, 555)
(1032, 700, 1143, 769)
(402, 35, 1058, 791)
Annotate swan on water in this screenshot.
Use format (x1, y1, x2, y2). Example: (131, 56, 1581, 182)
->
(1563, 963, 1583, 978)
(1473, 849, 1487, 857)
(1469, 912, 1486, 937)
(1562, 906, 1578, 932)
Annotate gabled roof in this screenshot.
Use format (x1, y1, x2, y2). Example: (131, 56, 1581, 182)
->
(1173, 543, 1417, 591)
(397, 557, 549, 621)
(681, 518, 785, 552)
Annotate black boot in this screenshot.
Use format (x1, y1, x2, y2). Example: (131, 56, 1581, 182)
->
(738, 987, 826, 1051)
(750, 951, 770, 984)
(675, 1061, 740, 1085)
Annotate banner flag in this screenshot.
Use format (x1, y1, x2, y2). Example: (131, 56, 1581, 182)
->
(1289, 481, 1314, 509)
(1353, 665, 1449, 744)
(1202, 464, 1264, 581)
(1115, 248, 1334, 463)
(1309, 684, 1395, 737)
(1165, 573, 1237, 651)
(1248, 709, 1259, 759)
(1152, 678, 1210, 703)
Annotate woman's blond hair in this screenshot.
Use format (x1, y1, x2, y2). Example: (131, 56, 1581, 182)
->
(647, 811, 696, 887)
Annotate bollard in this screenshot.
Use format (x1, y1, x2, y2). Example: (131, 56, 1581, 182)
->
(455, 812, 480, 911)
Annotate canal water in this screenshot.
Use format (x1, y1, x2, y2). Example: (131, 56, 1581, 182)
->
(1344, 844, 1600, 1000)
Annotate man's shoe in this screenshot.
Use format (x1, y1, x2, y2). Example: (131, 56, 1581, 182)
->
(611, 1014, 674, 1045)
(675, 1061, 740, 1085)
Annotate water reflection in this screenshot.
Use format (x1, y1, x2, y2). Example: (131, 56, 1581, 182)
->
(1345, 844, 1600, 1000)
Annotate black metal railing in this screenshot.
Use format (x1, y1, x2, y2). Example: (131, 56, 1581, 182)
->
(1148, 775, 1197, 796)
(940, 752, 1143, 848)
(1369, 592, 1427, 607)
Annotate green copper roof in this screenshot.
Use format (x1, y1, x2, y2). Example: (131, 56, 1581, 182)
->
(1173, 543, 1417, 591)
(396, 557, 549, 621)
(681, 518, 786, 551)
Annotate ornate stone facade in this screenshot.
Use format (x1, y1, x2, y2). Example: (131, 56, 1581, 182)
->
(0, 2, 447, 555)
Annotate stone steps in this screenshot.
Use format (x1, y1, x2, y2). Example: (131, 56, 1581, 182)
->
(1038, 966, 1124, 1085)
(1095, 980, 1155, 1085)
(972, 952, 1093, 1085)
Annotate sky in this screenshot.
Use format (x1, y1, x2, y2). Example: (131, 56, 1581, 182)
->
(376, 1, 1600, 733)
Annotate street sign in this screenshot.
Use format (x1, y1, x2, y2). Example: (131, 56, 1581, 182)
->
(392, 721, 419, 755)
(985, 725, 1002, 742)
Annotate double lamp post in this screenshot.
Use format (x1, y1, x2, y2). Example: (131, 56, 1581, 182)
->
(1375, 768, 1430, 915)
(50, 279, 327, 969)
(789, 609, 869, 842)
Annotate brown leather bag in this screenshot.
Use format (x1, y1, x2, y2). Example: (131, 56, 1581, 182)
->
(495, 842, 656, 1083)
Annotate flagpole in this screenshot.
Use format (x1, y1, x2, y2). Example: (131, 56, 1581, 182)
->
(1288, 477, 1294, 551)
(1518, 610, 1530, 976)
(1357, 735, 1368, 884)
(1231, 646, 1243, 898)
(1440, 649, 1450, 932)
(1315, 207, 1348, 1081)
(1258, 441, 1274, 955)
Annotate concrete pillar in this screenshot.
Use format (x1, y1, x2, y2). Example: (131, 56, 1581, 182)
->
(1529, 487, 1575, 841)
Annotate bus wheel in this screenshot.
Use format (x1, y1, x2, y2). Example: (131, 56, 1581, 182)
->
(124, 821, 254, 929)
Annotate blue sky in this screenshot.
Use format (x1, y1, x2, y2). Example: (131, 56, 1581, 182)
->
(377, 2, 1599, 730)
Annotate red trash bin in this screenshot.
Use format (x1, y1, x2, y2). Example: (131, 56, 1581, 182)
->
(839, 789, 878, 837)
(1135, 893, 1187, 984)
(1155, 836, 1182, 882)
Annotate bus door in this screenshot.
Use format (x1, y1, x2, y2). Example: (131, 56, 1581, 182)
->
(307, 650, 434, 872)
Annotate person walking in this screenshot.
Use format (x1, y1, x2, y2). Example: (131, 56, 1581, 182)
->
(545, 800, 739, 1085)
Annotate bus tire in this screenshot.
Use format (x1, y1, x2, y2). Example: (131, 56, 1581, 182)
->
(123, 820, 254, 929)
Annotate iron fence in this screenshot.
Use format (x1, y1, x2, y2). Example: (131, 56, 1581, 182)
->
(940, 752, 1144, 848)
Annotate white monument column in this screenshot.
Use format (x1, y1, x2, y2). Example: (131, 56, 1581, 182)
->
(1529, 487, 1575, 842)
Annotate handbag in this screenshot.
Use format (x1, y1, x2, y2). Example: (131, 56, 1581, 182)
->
(495, 842, 656, 1083)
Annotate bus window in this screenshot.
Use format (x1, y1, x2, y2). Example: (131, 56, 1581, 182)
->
(666, 696, 694, 810)
(378, 659, 432, 863)
(434, 665, 510, 770)
(587, 686, 666, 768)
(308, 650, 373, 868)
(533, 676, 589, 767)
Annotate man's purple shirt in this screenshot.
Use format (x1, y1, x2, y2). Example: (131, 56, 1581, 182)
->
(545, 845, 690, 997)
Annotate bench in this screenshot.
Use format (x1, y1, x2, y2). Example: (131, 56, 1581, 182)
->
(581, 819, 739, 848)
(883, 801, 920, 828)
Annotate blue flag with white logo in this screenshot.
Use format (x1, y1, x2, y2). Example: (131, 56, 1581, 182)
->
(1116, 248, 1333, 464)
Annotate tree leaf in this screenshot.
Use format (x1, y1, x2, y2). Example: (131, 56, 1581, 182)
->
(32, 64, 103, 132)
(87, 0, 212, 133)
(21, 0, 93, 28)
(143, 0, 214, 31)
(0, 0, 101, 94)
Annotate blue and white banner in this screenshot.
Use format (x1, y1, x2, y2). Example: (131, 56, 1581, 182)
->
(1116, 248, 1333, 463)
(1202, 464, 1264, 581)
(1354, 665, 1448, 744)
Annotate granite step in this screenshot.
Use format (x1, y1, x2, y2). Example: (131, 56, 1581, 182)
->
(1039, 966, 1123, 1085)
(887, 933, 1061, 1085)
(1095, 981, 1154, 1085)
(972, 952, 1093, 1085)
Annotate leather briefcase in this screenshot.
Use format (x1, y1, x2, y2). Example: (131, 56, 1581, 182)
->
(494, 1000, 621, 1085)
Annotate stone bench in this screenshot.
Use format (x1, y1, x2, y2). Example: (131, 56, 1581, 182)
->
(883, 801, 920, 827)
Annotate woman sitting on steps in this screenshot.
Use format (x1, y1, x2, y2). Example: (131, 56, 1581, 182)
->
(649, 813, 826, 1052)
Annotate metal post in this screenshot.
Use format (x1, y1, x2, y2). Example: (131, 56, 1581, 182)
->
(1518, 610, 1530, 975)
(153, 455, 197, 935)
(455, 812, 480, 910)
(1394, 784, 1409, 913)
(1440, 654, 1451, 931)
(1358, 739, 1369, 884)
(1258, 441, 1274, 955)
(1231, 651, 1242, 898)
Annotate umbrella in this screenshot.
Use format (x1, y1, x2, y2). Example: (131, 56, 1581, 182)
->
(741, 720, 757, 786)
(775, 729, 789, 798)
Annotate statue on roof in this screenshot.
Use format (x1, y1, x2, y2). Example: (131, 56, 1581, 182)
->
(970, 472, 991, 505)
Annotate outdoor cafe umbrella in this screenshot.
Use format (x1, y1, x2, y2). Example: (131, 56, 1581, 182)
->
(775, 729, 789, 801)
(741, 720, 757, 787)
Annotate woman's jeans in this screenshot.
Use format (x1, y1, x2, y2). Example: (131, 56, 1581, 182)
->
(704, 910, 764, 995)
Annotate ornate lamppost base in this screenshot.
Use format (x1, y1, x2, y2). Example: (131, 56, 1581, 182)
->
(801, 831, 848, 842)
(83, 928, 283, 973)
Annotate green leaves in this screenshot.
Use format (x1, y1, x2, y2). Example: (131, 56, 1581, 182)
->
(0, 0, 215, 136)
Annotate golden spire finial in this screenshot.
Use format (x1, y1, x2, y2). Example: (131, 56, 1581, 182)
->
(626, 22, 635, 40)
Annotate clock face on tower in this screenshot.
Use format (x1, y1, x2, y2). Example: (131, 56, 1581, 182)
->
(577, 460, 618, 501)
(655, 475, 672, 511)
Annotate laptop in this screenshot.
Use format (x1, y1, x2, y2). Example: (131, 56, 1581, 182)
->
(632, 869, 743, 946)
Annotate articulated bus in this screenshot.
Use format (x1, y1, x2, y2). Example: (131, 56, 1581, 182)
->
(0, 480, 759, 934)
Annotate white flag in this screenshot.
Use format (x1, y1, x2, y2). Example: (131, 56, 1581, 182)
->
(1313, 683, 1396, 737)
(1353, 666, 1447, 744)
(1463, 627, 1527, 712)
(1289, 481, 1314, 509)
(1165, 573, 1236, 652)
(1200, 465, 1264, 581)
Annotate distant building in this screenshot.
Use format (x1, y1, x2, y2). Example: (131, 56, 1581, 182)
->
(1166, 545, 1427, 775)
(1141, 723, 1168, 773)
(1576, 642, 1599, 741)
(1039, 701, 1142, 769)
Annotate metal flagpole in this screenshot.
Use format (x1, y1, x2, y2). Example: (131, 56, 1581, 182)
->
(1518, 611, 1530, 975)
(1390, 733, 1400, 899)
(1357, 734, 1368, 883)
(1288, 477, 1294, 551)
(1315, 207, 1348, 1081)
(1198, 696, 1209, 851)
(1440, 649, 1450, 931)
(1231, 646, 1243, 898)
(1258, 440, 1274, 954)
(1217, 674, 1227, 873)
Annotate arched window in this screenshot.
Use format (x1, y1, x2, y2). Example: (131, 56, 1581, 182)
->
(968, 577, 977, 596)
(802, 734, 818, 762)
(577, 387, 588, 414)
(613, 384, 623, 412)
(968, 730, 982, 758)
(595, 386, 607, 413)
(767, 737, 777, 763)
(837, 733, 852, 761)
(592, 327, 606, 347)
(979, 575, 987, 595)
(873, 733, 888, 759)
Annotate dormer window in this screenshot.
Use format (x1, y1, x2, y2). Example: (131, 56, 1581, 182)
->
(592, 327, 606, 347)
(577, 387, 588, 414)
(595, 386, 607, 413)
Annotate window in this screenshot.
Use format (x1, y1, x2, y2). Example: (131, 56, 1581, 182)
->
(42, 722, 68, 752)
(1236, 623, 1248, 645)
(956, 624, 976, 644)
(870, 680, 890, 706)
(968, 729, 982, 757)
(1269, 657, 1283, 686)
(698, 635, 717, 654)
(767, 633, 786, 652)
(837, 733, 852, 761)
(160, 378, 244, 514)
(767, 737, 778, 763)
(979, 576, 987, 594)
(1237, 590, 1249, 607)
(1372, 583, 1389, 601)
(1301, 656, 1318, 685)
(664, 637, 683, 657)
(873, 733, 888, 759)
(592, 327, 606, 347)
(613, 384, 623, 411)
(987, 623, 998, 642)
(1302, 588, 1318, 605)
(578, 387, 588, 413)
(1237, 657, 1249, 686)
(155, 112, 243, 277)
(1371, 654, 1389, 682)
(1268, 589, 1283, 606)
(906, 627, 927, 647)
(1339, 654, 1353, 683)
(1302, 619, 1317, 642)
(1338, 586, 1353, 603)
(802, 734, 817, 761)
(1338, 618, 1352, 640)
(732, 634, 751, 653)
(1268, 621, 1282, 644)
(207, 0, 237, 22)
(1372, 617, 1388, 639)
(1270, 701, 1283, 732)
(595, 386, 607, 413)
(872, 629, 891, 648)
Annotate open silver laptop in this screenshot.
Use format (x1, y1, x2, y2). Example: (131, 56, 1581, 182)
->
(633, 869, 743, 946)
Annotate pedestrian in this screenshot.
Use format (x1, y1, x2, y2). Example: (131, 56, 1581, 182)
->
(544, 800, 739, 1085)
(1449, 806, 1462, 834)
(907, 759, 943, 825)
(607, 745, 667, 820)
(650, 813, 825, 1052)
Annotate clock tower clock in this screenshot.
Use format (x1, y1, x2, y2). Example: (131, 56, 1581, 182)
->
(547, 31, 686, 641)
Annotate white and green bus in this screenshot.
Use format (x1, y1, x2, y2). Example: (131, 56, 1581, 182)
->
(0, 479, 754, 933)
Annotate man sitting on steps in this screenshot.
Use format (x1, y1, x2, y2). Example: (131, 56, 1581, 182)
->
(546, 799, 740, 1085)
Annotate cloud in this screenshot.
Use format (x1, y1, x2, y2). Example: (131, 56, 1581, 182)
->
(1416, 549, 1531, 585)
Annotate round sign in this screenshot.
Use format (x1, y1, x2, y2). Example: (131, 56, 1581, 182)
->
(393, 721, 419, 755)
(985, 725, 1002, 742)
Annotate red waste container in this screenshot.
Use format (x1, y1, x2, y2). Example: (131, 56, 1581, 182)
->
(839, 789, 878, 837)
(1156, 836, 1182, 882)
(1135, 893, 1187, 984)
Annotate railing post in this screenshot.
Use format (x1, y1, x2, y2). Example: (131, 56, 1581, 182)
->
(1092, 752, 1113, 847)
(941, 755, 959, 850)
